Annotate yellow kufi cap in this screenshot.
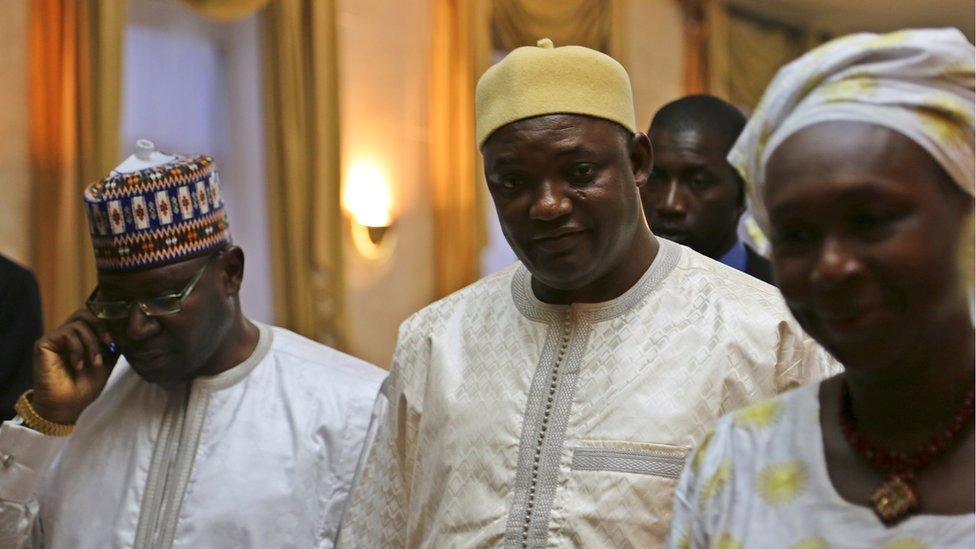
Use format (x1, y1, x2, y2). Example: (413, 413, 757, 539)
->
(475, 38, 637, 147)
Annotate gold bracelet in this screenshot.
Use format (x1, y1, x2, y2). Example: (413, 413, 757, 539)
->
(14, 390, 75, 437)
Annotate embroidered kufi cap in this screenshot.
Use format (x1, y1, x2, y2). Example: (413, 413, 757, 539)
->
(475, 38, 637, 147)
(84, 140, 232, 272)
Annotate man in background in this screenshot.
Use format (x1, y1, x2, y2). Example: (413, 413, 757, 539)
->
(641, 94, 775, 284)
(0, 254, 42, 420)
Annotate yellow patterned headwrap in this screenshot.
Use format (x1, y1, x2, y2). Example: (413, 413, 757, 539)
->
(475, 38, 637, 147)
(729, 28, 975, 233)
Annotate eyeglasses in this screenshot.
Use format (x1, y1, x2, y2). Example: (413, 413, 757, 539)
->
(86, 253, 222, 320)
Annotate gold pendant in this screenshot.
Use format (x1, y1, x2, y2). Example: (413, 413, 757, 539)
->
(870, 475, 918, 525)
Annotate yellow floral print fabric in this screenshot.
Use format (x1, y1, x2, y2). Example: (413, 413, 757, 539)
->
(667, 383, 975, 548)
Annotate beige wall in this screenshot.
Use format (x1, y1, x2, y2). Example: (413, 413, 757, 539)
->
(338, 0, 436, 368)
(0, 0, 31, 267)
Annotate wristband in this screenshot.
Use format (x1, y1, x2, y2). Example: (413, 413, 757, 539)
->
(13, 390, 75, 437)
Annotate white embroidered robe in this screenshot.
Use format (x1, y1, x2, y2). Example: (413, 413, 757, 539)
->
(0, 323, 386, 548)
(339, 239, 839, 548)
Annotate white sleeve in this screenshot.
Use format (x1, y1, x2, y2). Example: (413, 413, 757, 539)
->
(329, 378, 389, 549)
(667, 432, 711, 549)
(337, 317, 427, 549)
(774, 321, 842, 393)
(667, 418, 740, 549)
(336, 371, 413, 548)
(349, 378, 390, 496)
(0, 420, 66, 549)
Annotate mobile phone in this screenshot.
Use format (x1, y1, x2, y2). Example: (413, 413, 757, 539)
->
(100, 341, 120, 362)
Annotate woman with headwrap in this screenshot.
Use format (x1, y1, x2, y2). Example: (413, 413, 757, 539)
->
(668, 28, 975, 547)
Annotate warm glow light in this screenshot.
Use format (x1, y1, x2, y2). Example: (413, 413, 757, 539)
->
(343, 161, 393, 227)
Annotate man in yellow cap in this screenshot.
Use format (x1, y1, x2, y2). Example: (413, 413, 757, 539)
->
(339, 40, 837, 547)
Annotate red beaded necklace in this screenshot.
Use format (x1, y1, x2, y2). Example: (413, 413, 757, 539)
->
(839, 379, 975, 525)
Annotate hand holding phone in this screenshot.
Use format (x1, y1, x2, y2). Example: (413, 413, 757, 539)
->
(30, 309, 120, 425)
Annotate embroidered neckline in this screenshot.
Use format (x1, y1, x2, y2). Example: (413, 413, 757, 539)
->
(510, 237, 681, 324)
(193, 321, 273, 391)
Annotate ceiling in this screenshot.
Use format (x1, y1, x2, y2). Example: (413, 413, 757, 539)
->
(730, 0, 975, 40)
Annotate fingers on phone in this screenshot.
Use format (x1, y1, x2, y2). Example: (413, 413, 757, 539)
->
(71, 309, 114, 346)
(56, 329, 86, 372)
(65, 323, 102, 372)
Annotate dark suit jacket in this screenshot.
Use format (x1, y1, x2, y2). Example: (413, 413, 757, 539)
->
(0, 254, 42, 420)
(745, 245, 776, 286)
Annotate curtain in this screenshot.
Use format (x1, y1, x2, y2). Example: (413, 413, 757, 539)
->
(705, 0, 730, 100)
(429, 0, 493, 298)
(179, 0, 271, 21)
(261, 0, 345, 346)
(491, 0, 626, 57)
(706, 1, 806, 109)
(28, 0, 125, 329)
(679, 0, 709, 94)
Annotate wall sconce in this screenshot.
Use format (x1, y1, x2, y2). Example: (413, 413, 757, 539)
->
(343, 160, 396, 259)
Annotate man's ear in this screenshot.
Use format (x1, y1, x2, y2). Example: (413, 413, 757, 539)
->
(219, 246, 245, 295)
(630, 132, 653, 188)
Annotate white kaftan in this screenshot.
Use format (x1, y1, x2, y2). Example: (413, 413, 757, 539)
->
(339, 238, 839, 548)
(668, 382, 975, 548)
(0, 322, 386, 548)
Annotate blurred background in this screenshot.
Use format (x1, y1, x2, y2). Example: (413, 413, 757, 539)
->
(1, 0, 972, 368)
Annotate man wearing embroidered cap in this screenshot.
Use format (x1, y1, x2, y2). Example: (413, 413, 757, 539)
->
(339, 40, 837, 547)
(0, 142, 386, 548)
